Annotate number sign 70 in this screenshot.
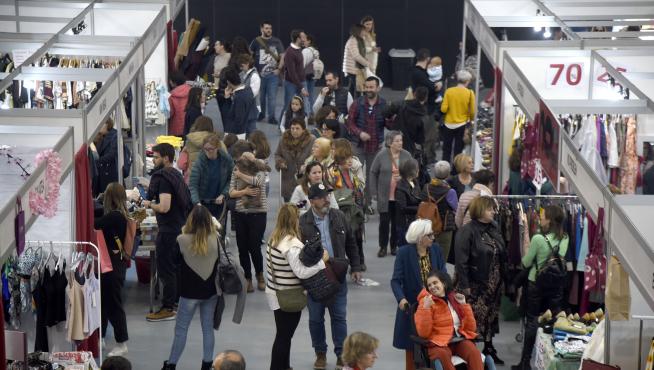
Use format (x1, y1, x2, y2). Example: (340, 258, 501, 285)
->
(549, 64, 582, 86)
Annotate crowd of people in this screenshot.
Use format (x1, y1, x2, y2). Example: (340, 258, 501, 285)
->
(88, 15, 575, 370)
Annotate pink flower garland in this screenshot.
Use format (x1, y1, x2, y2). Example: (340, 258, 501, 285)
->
(28, 149, 62, 218)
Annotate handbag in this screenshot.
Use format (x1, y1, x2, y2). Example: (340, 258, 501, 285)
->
(15, 197, 25, 256)
(123, 218, 137, 258)
(584, 208, 607, 294)
(267, 244, 307, 312)
(581, 359, 620, 370)
(416, 187, 447, 235)
(217, 236, 242, 294)
(94, 230, 113, 273)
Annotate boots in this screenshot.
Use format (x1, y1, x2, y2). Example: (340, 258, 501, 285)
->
(482, 341, 504, 365)
(313, 352, 327, 370)
(377, 247, 387, 257)
(201, 361, 212, 370)
(161, 361, 176, 370)
(256, 272, 265, 291)
(246, 279, 255, 293)
(390, 246, 398, 256)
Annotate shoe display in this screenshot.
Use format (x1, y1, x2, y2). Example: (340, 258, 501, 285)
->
(377, 247, 387, 258)
(313, 352, 327, 370)
(538, 309, 552, 323)
(146, 308, 176, 322)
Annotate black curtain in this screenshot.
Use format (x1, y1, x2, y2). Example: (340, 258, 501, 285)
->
(176, 0, 469, 87)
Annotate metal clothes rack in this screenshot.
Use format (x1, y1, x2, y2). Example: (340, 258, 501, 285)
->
(25, 240, 103, 364)
(489, 194, 579, 200)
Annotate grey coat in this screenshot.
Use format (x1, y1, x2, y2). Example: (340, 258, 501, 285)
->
(369, 148, 412, 213)
(213, 244, 247, 329)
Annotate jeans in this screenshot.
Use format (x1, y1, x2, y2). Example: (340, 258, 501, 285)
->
(441, 124, 466, 164)
(234, 212, 266, 279)
(101, 266, 128, 343)
(305, 78, 316, 115)
(354, 146, 378, 208)
(259, 74, 279, 121)
(379, 201, 398, 250)
(520, 282, 563, 363)
(270, 309, 302, 370)
(156, 231, 181, 309)
(307, 281, 348, 356)
(168, 295, 218, 364)
(282, 80, 305, 122)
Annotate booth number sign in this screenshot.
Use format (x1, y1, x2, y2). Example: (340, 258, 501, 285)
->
(547, 63, 583, 87)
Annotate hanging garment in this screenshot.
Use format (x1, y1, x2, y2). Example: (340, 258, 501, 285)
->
(145, 81, 159, 120)
(33, 269, 49, 352)
(607, 119, 619, 168)
(620, 116, 638, 194)
(83, 272, 100, 335)
(579, 116, 608, 185)
(645, 338, 654, 370)
(67, 272, 85, 342)
(157, 83, 170, 119)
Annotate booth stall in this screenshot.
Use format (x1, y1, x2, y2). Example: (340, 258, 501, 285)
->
(500, 46, 654, 369)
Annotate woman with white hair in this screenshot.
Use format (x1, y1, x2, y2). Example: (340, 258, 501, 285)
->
(440, 70, 476, 164)
(390, 219, 447, 370)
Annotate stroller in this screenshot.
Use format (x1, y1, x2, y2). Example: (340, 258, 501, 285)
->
(407, 303, 496, 370)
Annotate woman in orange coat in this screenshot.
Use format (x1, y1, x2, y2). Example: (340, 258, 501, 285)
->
(414, 270, 483, 370)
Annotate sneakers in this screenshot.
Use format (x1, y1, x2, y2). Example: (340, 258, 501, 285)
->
(107, 342, 128, 357)
(146, 308, 176, 322)
(335, 357, 344, 370)
(313, 352, 327, 370)
(365, 206, 375, 215)
(256, 272, 266, 291)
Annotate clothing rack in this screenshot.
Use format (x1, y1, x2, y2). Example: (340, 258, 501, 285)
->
(489, 195, 579, 200)
(25, 240, 103, 364)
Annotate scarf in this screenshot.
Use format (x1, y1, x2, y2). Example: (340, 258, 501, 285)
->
(281, 130, 312, 155)
(178, 234, 219, 280)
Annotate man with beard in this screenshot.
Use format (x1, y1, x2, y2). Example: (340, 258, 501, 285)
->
(250, 21, 285, 125)
(346, 76, 390, 214)
(282, 29, 309, 119)
(142, 143, 191, 322)
(299, 183, 362, 370)
(312, 71, 353, 119)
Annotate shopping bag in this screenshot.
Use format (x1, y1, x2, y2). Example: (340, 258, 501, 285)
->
(94, 230, 113, 273)
(584, 208, 606, 293)
(122, 218, 137, 258)
(605, 256, 630, 321)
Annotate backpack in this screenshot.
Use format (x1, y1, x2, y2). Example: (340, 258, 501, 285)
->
(333, 188, 364, 231)
(416, 189, 447, 236)
(535, 236, 567, 291)
(122, 144, 132, 179)
(312, 59, 324, 80)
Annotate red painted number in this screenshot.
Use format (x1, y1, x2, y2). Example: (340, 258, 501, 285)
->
(550, 63, 582, 86)
(549, 64, 564, 85)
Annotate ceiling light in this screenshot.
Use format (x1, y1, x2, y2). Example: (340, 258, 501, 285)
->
(543, 28, 552, 38)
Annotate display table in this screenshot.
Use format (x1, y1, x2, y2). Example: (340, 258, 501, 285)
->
(532, 328, 582, 370)
(139, 218, 158, 313)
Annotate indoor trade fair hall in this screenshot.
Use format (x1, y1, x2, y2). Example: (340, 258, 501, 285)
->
(0, 0, 653, 369)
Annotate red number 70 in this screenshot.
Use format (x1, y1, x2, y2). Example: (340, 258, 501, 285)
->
(550, 63, 582, 86)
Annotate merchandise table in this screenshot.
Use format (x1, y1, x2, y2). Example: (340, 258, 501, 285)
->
(532, 329, 582, 370)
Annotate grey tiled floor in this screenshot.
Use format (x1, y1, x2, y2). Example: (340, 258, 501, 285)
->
(111, 88, 523, 370)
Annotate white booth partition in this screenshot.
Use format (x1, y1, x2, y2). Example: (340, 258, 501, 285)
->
(0, 125, 74, 262)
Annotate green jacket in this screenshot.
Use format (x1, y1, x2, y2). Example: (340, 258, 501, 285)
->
(522, 233, 569, 282)
(189, 149, 234, 204)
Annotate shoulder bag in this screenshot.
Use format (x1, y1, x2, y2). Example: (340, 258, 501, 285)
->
(256, 37, 280, 64)
(15, 197, 25, 256)
(218, 236, 242, 294)
(267, 243, 307, 312)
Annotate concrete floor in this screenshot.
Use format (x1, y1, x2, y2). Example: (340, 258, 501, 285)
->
(113, 88, 523, 370)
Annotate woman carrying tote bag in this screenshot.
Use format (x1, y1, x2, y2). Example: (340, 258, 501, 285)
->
(266, 204, 326, 370)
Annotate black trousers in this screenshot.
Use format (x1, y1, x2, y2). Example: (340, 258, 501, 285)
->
(379, 201, 398, 250)
(441, 124, 466, 164)
(234, 212, 266, 279)
(520, 281, 563, 362)
(156, 231, 181, 309)
(270, 309, 302, 370)
(101, 263, 128, 342)
(346, 73, 358, 98)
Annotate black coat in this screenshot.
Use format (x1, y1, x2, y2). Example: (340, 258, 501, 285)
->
(96, 128, 118, 194)
(410, 65, 437, 114)
(644, 165, 654, 195)
(184, 105, 203, 136)
(394, 178, 423, 230)
(299, 208, 361, 272)
(385, 99, 426, 156)
(454, 219, 507, 290)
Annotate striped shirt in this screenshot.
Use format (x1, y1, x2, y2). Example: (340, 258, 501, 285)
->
(229, 168, 267, 213)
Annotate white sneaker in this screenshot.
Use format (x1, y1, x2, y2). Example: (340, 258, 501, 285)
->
(107, 342, 128, 357)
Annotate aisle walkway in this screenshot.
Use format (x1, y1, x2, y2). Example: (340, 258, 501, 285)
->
(117, 90, 522, 369)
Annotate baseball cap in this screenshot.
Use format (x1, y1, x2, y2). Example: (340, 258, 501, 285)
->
(308, 183, 333, 200)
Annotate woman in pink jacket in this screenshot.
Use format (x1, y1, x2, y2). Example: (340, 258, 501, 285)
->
(168, 71, 191, 136)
